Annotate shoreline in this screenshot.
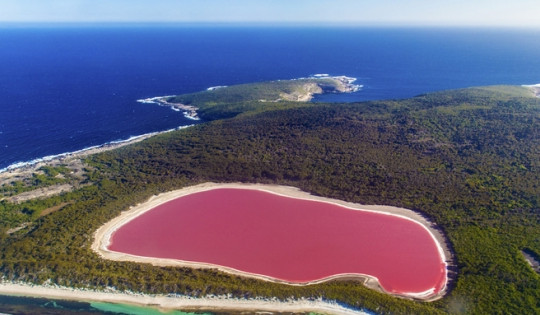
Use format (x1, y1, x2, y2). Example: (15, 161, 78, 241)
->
(522, 83, 540, 97)
(1, 75, 357, 177)
(310, 74, 363, 93)
(137, 96, 200, 120)
(0, 282, 369, 315)
(93, 182, 452, 301)
(0, 125, 193, 180)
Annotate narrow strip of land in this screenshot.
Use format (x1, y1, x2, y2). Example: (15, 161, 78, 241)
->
(0, 282, 367, 315)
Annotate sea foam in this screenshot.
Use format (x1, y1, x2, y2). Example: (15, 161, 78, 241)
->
(0, 125, 194, 174)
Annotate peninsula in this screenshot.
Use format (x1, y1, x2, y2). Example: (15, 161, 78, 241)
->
(137, 75, 362, 120)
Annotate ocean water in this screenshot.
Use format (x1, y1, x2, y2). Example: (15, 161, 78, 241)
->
(0, 293, 211, 314)
(1, 25, 540, 170)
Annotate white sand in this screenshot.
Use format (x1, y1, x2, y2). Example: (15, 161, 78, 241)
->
(92, 182, 452, 301)
(522, 84, 540, 97)
(0, 282, 368, 315)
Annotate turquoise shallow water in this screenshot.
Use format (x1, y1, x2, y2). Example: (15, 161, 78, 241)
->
(0, 293, 367, 314)
(90, 302, 211, 315)
(0, 293, 213, 314)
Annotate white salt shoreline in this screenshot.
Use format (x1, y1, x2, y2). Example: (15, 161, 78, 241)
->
(92, 182, 452, 302)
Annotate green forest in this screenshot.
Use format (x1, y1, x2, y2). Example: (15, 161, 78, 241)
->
(1, 81, 539, 314)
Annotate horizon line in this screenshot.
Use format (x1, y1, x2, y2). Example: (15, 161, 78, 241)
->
(1, 21, 540, 30)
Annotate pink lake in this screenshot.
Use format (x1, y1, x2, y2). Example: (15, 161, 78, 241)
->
(108, 188, 446, 296)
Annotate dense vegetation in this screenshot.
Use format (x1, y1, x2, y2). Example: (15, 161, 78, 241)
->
(1, 82, 539, 314)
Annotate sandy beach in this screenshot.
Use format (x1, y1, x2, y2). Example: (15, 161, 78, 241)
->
(93, 182, 453, 301)
(0, 282, 368, 315)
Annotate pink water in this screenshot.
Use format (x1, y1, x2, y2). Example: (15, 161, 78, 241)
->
(109, 188, 446, 295)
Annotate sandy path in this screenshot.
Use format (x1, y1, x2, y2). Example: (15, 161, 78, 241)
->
(92, 182, 452, 301)
(0, 282, 367, 315)
(6, 184, 74, 203)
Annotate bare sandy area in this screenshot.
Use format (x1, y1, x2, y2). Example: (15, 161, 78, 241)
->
(532, 86, 540, 97)
(0, 282, 367, 315)
(93, 182, 453, 301)
(523, 84, 540, 97)
(6, 184, 74, 203)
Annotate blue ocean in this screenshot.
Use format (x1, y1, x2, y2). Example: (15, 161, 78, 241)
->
(1, 25, 540, 170)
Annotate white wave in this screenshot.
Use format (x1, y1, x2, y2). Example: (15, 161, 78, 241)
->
(136, 95, 175, 104)
(183, 112, 201, 121)
(309, 74, 363, 93)
(136, 99, 157, 104)
(206, 85, 227, 91)
(0, 125, 195, 174)
(138, 95, 200, 119)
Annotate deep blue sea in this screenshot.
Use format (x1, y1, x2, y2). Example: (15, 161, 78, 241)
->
(1, 25, 540, 170)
